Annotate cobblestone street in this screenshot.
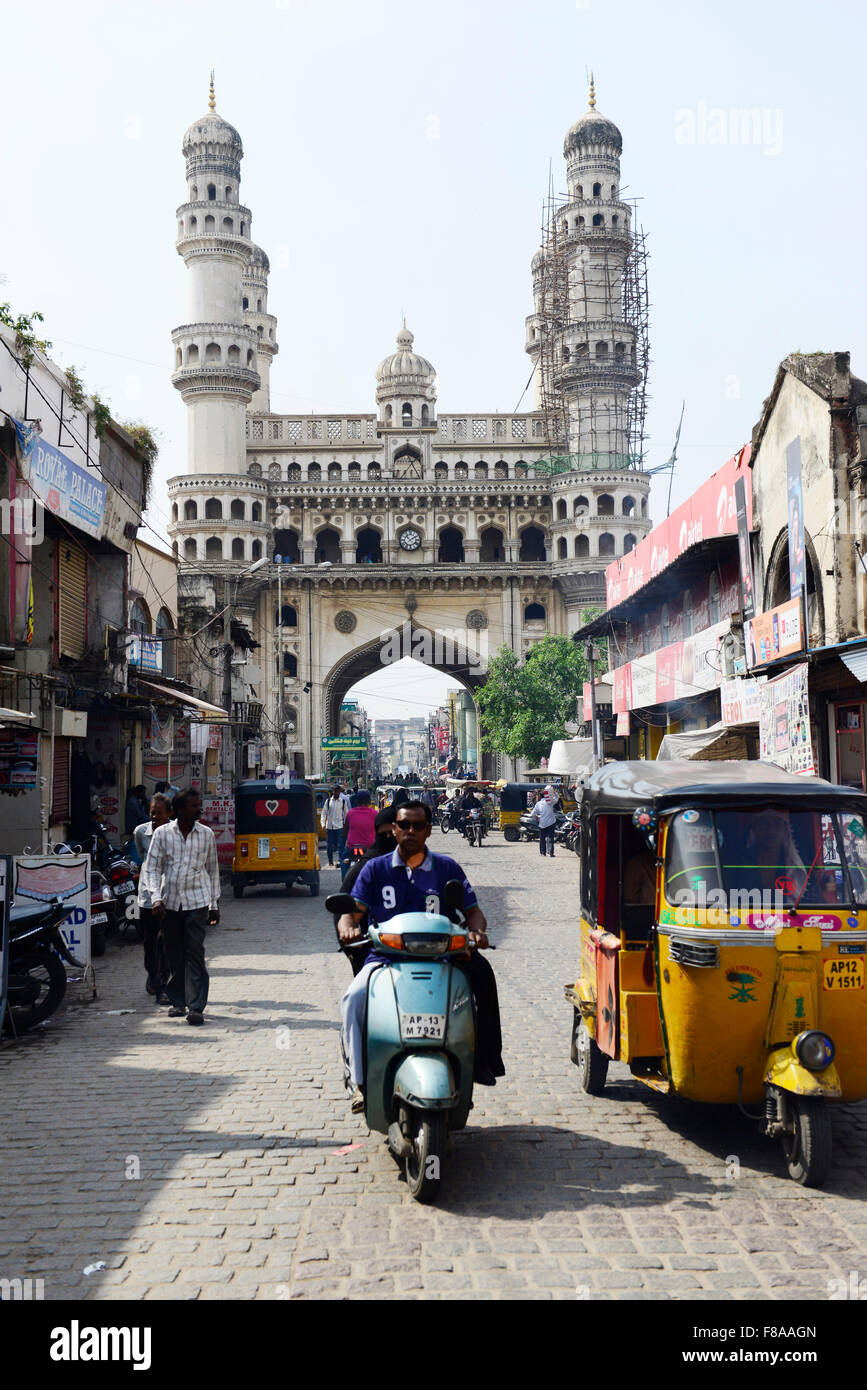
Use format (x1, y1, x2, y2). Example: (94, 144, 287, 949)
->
(3, 830, 867, 1302)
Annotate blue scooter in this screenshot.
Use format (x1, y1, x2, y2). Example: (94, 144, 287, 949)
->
(327, 880, 477, 1202)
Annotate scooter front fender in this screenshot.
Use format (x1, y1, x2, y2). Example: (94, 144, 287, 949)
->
(393, 1052, 459, 1110)
(764, 1047, 842, 1099)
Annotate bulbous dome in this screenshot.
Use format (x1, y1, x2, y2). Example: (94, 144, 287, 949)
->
(244, 244, 270, 278)
(183, 109, 244, 158)
(564, 108, 622, 157)
(375, 325, 436, 387)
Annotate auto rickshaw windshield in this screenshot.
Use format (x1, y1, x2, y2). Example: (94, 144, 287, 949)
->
(665, 806, 867, 909)
(235, 792, 316, 835)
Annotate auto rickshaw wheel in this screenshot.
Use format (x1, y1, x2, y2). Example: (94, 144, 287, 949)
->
(575, 1017, 609, 1094)
(309, 873, 320, 898)
(232, 883, 244, 898)
(781, 1096, 832, 1187)
(503, 826, 519, 843)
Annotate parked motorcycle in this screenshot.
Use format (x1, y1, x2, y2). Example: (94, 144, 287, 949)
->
(326, 880, 479, 1203)
(89, 869, 117, 957)
(518, 809, 567, 842)
(4, 896, 85, 1036)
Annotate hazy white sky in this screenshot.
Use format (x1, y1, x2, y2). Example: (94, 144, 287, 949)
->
(3, 0, 863, 714)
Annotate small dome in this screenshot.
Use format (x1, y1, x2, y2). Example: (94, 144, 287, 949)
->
(375, 325, 436, 386)
(244, 244, 270, 277)
(564, 108, 622, 157)
(183, 109, 244, 156)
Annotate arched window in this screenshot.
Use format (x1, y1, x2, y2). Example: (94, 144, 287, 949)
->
(205, 536, 223, 560)
(184, 539, 197, 561)
(592, 214, 604, 227)
(368, 463, 381, 479)
(231, 538, 245, 560)
(204, 215, 215, 232)
(475, 462, 488, 479)
(577, 185, 583, 198)
(622, 495, 635, 517)
(402, 402, 413, 427)
(225, 186, 232, 200)
(257, 299, 262, 312)
(129, 599, 149, 634)
(515, 460, 529, 478)
(611, 215, 618, 227)
(205, 498, 222, 519)
(251, 503, 261, 522)
(438, 526, 464, 563)
(186, 344, 199, 365)
(257, 325, 263, 338)
(175, 348, 182, 369)
(393, 446, 423, 477)
(624, 534, 637, 554)
(205, 342, 221, 362)
(435, 462, 448, 480)
(562, 345, 571, 363)
(558, 537, 568, 559)
(355, 527, 383, 564)
(556, 499, 567, 520)
(595, 341, 608, 360)
(454, 461, 468, 479)
(281, 652, 298, 678)
(315, 528, 341, 564)
(243, 297, 249, 310)
(227, 344, 240, 362)
(156, 607, 176, 677)
(611, 184, 617, 198)
(230, 499, 245, 519)
(592, 182, 601, 197)
(614, 342, 625, 361)
(519, 526, 546, 561)
(494, 461, 508, 479)
(251, 540, 262, 560)
(275, 604, 298, 628)
(274, 529, 301, 563)
(385, 404, 393, 424)
(171, 503, 178, 522)
(287, 463, 301, 482)
(246, 349, 254, 366)
(421, 405, 430, 425)
(479, 527, 504, 562)
(222, 217, 233, 232)
(348, 461, 361, 479)
(575, 535, 589, 557)
(308, 463, 321, 481)
(574, 495, 589, 516)
(524, 602, 546, 621)
(599, 533, 615, 557)
(207, 184, 216, 201)
(184, 500, 197, 521)
(641, 497, 648, 517)
(328, 463, 342, 481)
(597, 494, 614, 516)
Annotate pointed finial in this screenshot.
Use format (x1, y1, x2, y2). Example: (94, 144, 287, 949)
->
(208, 70, 216, 112)
(588, 71, 596, 109)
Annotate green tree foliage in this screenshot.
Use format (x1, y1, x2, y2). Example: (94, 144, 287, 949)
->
(0, 303, 51, 368)
(475, 634, 605, 766)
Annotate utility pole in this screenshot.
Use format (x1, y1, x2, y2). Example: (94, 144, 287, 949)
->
(586, 639, 602, 772)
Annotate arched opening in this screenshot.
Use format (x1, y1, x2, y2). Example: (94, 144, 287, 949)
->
(156, 607, 176, 678)
(230, 499, 245, 519)
(205, 342, 221, 362)
(368, 463, 381, 479)
(243, 297, 249, 310)
(129, 598, 150, 634)
(393, 447, 423, 478)
(171, 503, 178, 522)
(595, 341, 608, 360)
(438, 526, 464, 563)
(592, 214, 604, 227)
(227, 344, 240, 362)
(402, 402, 413, 427)
(597, 493, 614, 516)
(184, 539, 197, 561)
(186, 344, 199, 365)
(184, 500, 198, 521)
(592, 182, 601, 197)
(231, 537, 245, 561)
(175, 348, 182, 369)
(315, 527, 341, 564)
(251, 540, 262, 560)
(251, 503, 262, 522)
(524, 602, 546, 621)
(348, 462, 361, 479)
(641, 498, 648, 517)
(287, 463, 301, 481)
(575, 534, 589, 557)
(274, 529, 301, 563)
(207, 184, 216, 200)
(280, 652, 298, 677)
(624, 534, 637, 554)
(204, 215, 215, 232)
(622, 495, 635, 517)
(558, 537, 568, 559)
(435, 462, 448, 480)
(494, 461, 507, 479)
(222, 217, 233, 232)
(474, 461, 488, 480)
(454, 461, 468, 480)
(615, 342, 625, 361)
(257, 325, 263, 338)
(516, 461, 529, 478)
(257, 299, 262, 312)
(246, 349, 254, 366)
(421, 405, 430, 425)
(519, 526, 546, 561)
(205, 498, 222, 519)
(205, 536, 223, 560)
(479, 527, 504, 562)
(574, 495, 589, 516)
(385, 404, 393, 424)
(276, 604, 298, 628)
(225, 186, 232, 199)
(556, 499, 567, 520)
(308, 463, 321, 481)
(599, 533, 615, 557)
(355, 527, 383, 564)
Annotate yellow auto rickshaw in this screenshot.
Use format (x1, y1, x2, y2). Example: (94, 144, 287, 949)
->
(498, 782, 545, 841)
(565, 760, 867, 1187)
(231, 779, 320, 898)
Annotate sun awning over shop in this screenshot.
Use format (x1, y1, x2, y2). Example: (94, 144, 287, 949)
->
(135, 679, 228, 722)
(546, 738, 596, 777)
(656, 721, 756, 762)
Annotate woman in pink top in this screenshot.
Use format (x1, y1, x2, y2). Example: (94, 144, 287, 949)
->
(345, 791, 377, 850)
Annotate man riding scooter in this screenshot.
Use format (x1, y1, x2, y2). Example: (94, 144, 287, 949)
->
(337, 800, 505, 1111)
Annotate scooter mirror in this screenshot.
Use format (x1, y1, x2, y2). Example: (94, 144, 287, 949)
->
(441, 879, 466, 912)
(325, 893, 359, 916)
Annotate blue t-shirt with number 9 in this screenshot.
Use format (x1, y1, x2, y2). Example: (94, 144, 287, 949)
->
(352, 847, 477, 923)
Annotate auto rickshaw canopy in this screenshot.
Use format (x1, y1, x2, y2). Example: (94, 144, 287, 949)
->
(579, 760, 867, 817)
(234, 779, 317, 834)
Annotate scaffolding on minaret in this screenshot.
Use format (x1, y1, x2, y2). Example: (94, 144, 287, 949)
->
(535, 172, 569, 456)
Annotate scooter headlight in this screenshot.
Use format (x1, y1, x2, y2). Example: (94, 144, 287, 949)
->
(793, 1030, 835, 1072)
(400, 933, 452, 957)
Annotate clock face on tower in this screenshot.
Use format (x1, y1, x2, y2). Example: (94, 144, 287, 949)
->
(399, 527, 422, 552)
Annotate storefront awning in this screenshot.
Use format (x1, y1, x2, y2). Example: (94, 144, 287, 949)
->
(136, 679, 228, 721)
(839, 647, 867, 684)
(546, 739, 596, 778)
(656, 721, 756, 762)
(0, 707, 36, 724)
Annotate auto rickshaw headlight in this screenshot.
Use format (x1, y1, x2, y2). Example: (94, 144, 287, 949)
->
(793, 1030, 835, 1072)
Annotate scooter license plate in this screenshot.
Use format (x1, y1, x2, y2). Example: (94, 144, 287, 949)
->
(823, 957, 864, 990)
(114, 882, 134, 895)
(400, 1012, 446, 1040)
(91, 913, 108, 925)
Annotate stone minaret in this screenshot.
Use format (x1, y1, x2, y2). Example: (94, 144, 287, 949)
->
(171, 75, 260, 474)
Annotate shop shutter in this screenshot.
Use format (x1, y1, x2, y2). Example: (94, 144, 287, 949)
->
(58, 541, 87, 659)
(51, 736, 70, 825)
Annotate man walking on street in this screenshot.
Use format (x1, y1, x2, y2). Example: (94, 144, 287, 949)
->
(529, 790, 557, 857)
(141, 789, 220, 1026)
(134, 792, 173, 1003)
(322, 784, 349, 868)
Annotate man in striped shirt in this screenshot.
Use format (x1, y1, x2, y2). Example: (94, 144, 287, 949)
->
(141, 789, 220, 1026)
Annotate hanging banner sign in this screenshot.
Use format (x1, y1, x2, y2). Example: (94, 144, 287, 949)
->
(786, 437, 807, 600)
(720, 676, 766, 725)
(758, 663, 815, 776)
(14, 854, 91, 967)
(21, 435, 107, 540)
(745, 598, 803, 670)
(200, 796, 236, 868)
(610, 620, 729, 714)
(321, 737, 367, 754)
(615, 711, 630, 736)
(734, 475, 756, 620)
